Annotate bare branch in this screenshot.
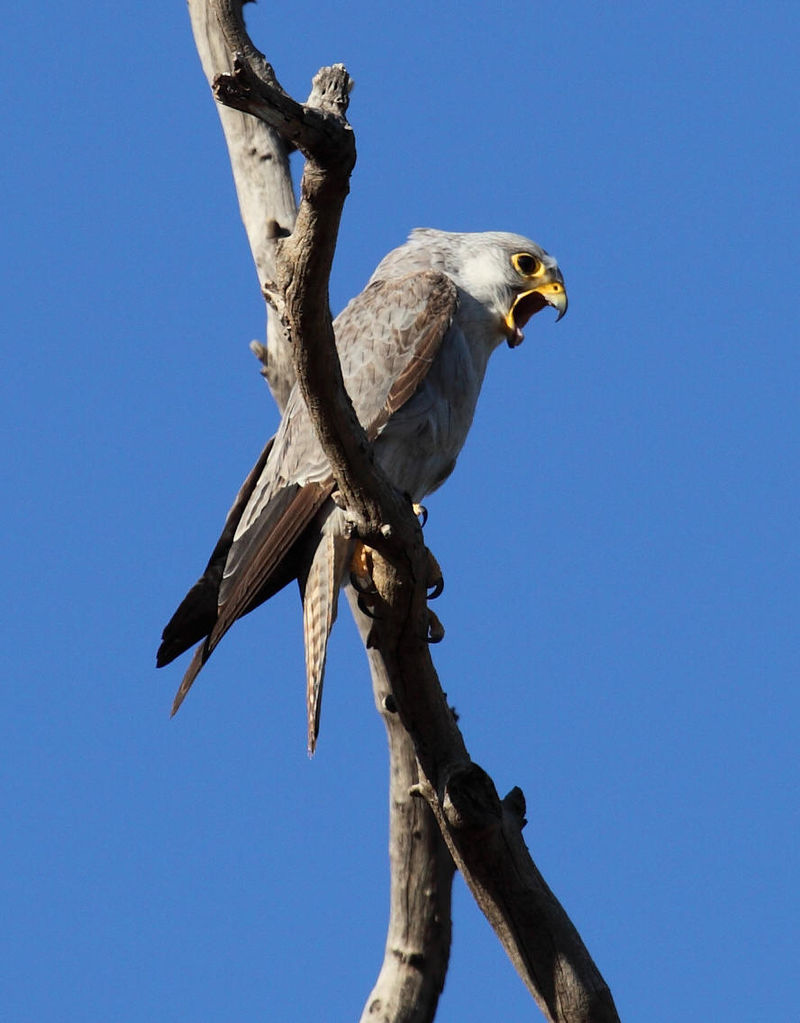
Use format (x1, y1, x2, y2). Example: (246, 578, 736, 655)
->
(194, 3, 619, 1020)
(350, 592, 454, 1023)
(364, 561, 620, 1021)
(188, 0, 297, 407)
(213, 54, 353, 163)
(188, 4, 451, 1019)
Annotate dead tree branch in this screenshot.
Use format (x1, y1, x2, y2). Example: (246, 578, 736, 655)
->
(188, 3, 454, 1020)
(188, 2, 620, 1020)
(188, 0, 297, 409)
(348, 592, 455, 1023)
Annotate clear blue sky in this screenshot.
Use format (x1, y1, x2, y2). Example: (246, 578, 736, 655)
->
(2, 2, 797, 1020)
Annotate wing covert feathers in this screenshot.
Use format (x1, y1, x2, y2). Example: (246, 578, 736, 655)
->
(372, 271, 458, 427)
(336, 270, 458, 439)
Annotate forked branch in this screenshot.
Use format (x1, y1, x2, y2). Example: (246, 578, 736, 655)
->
(188, 3, 453, 1019)
(188, 2, 619, 1020)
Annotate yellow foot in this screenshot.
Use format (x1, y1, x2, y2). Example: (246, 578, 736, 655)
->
(350, 540, 380, 619)
(350, 540, 375, 588)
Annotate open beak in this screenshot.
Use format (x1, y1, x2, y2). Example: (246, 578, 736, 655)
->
(504, 277, 568, 348)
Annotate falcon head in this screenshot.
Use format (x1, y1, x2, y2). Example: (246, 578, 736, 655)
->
(446, 232, 567, 348)
(502, 244, 567, 347)
(392, 229, 567, 348)
(371, 229, 568, 349)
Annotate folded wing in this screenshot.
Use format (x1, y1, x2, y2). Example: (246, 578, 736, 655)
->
(159, 269, 458, 717)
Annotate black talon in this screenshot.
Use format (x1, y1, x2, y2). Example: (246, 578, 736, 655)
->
(358, 592, 381, 620)
(427, 577, 444, 600)
(416, 504, 428, 527)
(350, 572, 377, 595)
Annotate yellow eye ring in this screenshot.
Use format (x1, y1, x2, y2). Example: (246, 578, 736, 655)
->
(511, 252, 543, 277)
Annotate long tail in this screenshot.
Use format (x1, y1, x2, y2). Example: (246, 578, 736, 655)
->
(302, 533, 349, 754)
(170, 643, 210, 717)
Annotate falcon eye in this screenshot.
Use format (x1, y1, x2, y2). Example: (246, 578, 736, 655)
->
(512, 252, 542, 277)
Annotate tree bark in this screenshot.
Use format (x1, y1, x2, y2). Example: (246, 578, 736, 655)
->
(348, 591, 454, 1023)
(186, 3, 620, 1020)
(187, 4, 455, 1020)
(188, 0, 297, 410)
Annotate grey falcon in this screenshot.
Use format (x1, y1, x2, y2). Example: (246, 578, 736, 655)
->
(157, 229, 567, 751)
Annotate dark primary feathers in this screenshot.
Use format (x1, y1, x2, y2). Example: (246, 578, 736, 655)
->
(155, 436, 274, 667)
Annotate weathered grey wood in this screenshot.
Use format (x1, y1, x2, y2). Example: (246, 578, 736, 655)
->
(188, 3, 620, 1020)
(348, 591, 454, 1023)
(186, 4, 455, 1021)
(187, 0, 297, 410)
(358, 548, 619, 1022)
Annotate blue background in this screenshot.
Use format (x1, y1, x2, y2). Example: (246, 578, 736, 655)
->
(2, 2, 797, 1020)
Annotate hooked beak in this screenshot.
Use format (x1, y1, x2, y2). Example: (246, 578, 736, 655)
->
(504, 276, 568, 348)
